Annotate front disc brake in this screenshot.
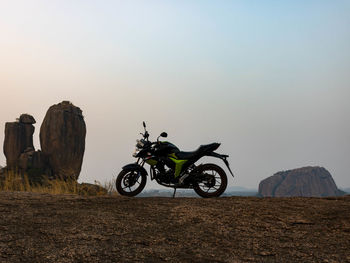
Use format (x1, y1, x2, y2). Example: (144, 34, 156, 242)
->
(123, 172, 138, 187)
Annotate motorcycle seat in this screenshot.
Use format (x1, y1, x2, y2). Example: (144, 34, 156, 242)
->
(175, 143, 220, 160)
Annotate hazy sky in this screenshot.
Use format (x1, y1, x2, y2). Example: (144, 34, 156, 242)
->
(1, 0, 349, 189)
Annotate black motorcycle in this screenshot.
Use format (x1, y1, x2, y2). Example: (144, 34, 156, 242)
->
(116, 122, 234, 198)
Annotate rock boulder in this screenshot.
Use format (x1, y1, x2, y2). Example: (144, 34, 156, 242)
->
(258, 166, 343, 197)
(19, 114, 36, 124)
(3, 115, 36, 168)
(40, 101, 86, 180)
(18, 149, 51, 181)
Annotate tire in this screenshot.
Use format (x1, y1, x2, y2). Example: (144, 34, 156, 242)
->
(193, 163, 227, 198)
(116, 169, 147, 197)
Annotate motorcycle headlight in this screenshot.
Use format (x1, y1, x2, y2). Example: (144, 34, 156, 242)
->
(136, 139, 145, 149)
(133, 148, 140, 157)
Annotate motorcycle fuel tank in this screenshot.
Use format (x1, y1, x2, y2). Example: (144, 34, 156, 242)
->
(155, 141, 179, 156)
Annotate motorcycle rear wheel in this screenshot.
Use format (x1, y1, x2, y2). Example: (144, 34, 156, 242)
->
(116, 169, 147, 197)
(193, 163, 227, 198)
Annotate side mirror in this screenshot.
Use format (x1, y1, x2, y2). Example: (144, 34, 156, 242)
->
(160, 132, 168, 138)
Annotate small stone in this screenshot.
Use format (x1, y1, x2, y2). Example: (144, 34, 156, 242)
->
(19, 114, 36, 124)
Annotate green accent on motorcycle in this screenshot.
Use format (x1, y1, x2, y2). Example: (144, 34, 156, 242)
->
(168, 153, 177, 159)
(169, 157, 188, 178)
(145, 159, 158, 166)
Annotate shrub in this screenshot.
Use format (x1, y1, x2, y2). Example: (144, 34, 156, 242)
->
(0, 169, 115, 196)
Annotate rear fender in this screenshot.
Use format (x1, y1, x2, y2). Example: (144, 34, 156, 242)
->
(122, 163, 148, 176)
(206, 152, 234, 177)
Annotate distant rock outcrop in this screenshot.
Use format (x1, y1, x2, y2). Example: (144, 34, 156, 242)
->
(258, 166, 343, 197)
(40, 101, 86, 180)
(3, 114, 36, 168)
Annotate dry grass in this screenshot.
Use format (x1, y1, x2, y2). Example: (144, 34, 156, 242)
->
(93, 178, 118, 196)
(0, 170, 116, 196)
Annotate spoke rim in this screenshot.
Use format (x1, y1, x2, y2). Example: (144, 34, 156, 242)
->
(198, 169, 222, 193)
(121, 172, 142, 193)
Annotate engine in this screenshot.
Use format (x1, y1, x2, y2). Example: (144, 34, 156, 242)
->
(154, 163, 175, 184)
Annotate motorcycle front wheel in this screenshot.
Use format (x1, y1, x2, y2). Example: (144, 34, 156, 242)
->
(116, 169, 147, 197)
(193, 163, 227, 198)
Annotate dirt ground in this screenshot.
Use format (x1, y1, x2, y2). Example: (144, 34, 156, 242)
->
(0, 191, 349, 263)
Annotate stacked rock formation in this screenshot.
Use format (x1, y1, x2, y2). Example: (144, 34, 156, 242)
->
(2, 101, 86, 181)
(40, 101, 86, 180)
(258, 166, 343, 197)
(3, 114, 36, 168)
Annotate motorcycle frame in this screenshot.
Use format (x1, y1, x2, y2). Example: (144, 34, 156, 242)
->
(131, 150, 234, 190)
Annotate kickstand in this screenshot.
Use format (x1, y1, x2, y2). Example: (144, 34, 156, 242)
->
(172, 187, 177, 198)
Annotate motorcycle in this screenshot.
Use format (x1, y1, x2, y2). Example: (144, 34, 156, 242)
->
(116, 122, 234, 198)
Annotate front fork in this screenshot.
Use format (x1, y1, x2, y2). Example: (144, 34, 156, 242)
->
(135, 158, 145, 181)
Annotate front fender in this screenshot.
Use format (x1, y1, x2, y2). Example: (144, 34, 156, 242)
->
(122, 163, 148, 176)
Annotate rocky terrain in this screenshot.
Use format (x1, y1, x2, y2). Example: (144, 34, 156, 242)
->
(259, 166, 344, 197)
(0, 191, 349, 262)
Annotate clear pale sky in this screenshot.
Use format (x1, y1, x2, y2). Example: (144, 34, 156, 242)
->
(1, 0, 349, 189)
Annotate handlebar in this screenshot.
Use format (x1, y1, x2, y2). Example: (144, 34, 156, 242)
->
(140, 131, 150, 141)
